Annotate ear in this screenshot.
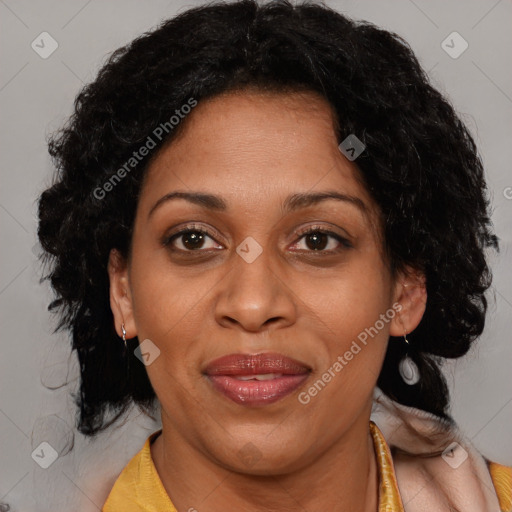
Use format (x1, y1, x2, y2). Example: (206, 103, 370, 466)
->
(389, 266, 427, 337)
(107, 248, 137, 339)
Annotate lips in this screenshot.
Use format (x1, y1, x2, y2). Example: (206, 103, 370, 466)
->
(203, 353, 311, 405)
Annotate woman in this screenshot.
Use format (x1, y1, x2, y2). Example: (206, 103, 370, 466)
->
(37, 0, 511, 510)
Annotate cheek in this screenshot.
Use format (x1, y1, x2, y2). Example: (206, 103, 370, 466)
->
(129, 237, 210, 336)
(288, 273, 392, 454)
(128, 263, 205, 415)
(295, 256, 393, 399)
(300, 257, 393, 344)
(128, 251, 211, 389)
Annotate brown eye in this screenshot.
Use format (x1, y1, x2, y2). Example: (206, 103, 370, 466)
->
(291, 228, 352, 253)
(163, 227, 222, 252)
(180, 231, 206, 250)
(304, 232, 329, 251)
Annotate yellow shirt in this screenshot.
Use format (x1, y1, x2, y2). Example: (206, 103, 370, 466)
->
(102, 422, 512, 512)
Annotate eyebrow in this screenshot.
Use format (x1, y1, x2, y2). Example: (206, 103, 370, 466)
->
(148, 190, 368, 219)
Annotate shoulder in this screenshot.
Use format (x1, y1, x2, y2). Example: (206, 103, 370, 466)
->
(488, 461, 512, 512)
(102, 436, 150, 512)
(371, 389, 512, 512)
(102, 430, 177, 512)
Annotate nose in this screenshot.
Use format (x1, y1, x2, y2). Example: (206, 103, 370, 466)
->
(214, 245, 297, 333)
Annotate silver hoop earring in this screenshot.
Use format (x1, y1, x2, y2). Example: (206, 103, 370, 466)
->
(121, 323, 127, 350)
(398, 333, 420, 385)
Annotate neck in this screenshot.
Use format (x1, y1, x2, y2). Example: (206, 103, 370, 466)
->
(152, 410, 379, 512)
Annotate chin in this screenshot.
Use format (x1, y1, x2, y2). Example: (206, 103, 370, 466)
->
(225, 452, 307, 477)
(211, 433, 311, 476)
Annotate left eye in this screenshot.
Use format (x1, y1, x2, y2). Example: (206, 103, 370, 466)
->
(291, 229, 351, 252)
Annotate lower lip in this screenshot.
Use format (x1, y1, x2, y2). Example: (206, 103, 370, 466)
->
(206, 374, 309, 405)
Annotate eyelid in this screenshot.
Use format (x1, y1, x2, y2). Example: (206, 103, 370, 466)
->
(161, 223, 223, 247)
(162, 222, 353, 252)
(291, 224, 353, 249)
(293, 223, 350, 239)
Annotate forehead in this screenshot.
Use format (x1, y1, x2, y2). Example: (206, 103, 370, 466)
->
(140, 90, 379, 225)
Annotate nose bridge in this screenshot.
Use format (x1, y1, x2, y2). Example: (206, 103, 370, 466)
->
(234, 239, 275, 296)
(215, 237, 295, 330)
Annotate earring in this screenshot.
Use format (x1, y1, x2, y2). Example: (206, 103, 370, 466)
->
(121, 323, 127, 350)
(121, 323, 131, 376)
(398, 331, 420, 385)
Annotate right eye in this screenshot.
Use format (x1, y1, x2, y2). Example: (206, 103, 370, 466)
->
(162, 225, 223, 252)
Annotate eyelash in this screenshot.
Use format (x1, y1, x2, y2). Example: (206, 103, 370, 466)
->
(162, 223, 352, 254)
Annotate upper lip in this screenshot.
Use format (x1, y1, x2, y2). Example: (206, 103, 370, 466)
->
(203, 352, 311, 376)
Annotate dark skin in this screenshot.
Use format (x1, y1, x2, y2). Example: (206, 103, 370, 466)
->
(108, 90, 426, 511)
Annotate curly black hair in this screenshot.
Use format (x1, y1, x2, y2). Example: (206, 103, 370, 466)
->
(37, 0, 499, 436)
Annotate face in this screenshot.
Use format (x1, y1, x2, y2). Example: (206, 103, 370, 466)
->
(109, 90, 426, 474)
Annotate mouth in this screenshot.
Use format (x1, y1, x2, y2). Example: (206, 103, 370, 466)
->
(203, 352, 311, 406)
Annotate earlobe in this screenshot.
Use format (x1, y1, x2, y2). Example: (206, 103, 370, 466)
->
(389, 268, 427, 337)
(107, 248, 137, 339)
